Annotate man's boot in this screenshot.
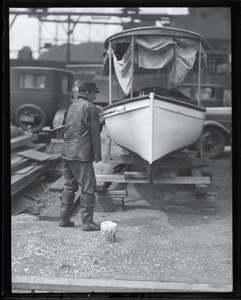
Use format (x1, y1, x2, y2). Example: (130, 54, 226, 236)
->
(80, 194, 100, 231)
(58, 192, 75, 227)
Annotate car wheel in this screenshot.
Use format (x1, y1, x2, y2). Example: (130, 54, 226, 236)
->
(16, 104, 47, 133)
(202, 127, 226, 159)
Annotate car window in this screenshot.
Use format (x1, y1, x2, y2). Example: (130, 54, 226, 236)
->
(19, 74, 45, 89)
(62, 74, 69, 94)
(197, 87, 214, 100)
(180, 86, 216, 101)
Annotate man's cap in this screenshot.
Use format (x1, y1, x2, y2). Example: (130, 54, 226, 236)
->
(77, 81, 100, 93)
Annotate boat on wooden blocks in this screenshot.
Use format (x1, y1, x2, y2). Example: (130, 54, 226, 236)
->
(101, 26, 207, 174)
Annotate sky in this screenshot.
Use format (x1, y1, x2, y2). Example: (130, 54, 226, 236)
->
(9, 7, 189, 59)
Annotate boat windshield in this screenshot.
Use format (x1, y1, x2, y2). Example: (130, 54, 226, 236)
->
(103, 29, 207, 103)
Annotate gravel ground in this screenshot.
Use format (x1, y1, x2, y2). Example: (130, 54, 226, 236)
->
(10, 129, 233, 292)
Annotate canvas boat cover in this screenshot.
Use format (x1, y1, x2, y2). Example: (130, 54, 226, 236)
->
(103, 33, 207, 95)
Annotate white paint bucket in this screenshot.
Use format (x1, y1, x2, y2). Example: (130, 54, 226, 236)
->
(100, 221, 117, 243)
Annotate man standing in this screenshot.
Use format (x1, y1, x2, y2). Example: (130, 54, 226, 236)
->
(59, 81, 103, 231)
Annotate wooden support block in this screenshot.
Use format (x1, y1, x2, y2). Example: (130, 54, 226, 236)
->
(191, 168, 208, 194)
(164, 191, 217, 214)
(201, 168, 212, 180)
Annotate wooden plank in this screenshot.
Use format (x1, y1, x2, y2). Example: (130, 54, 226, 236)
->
(11, 163, 53, 197)
(124, 171, 149, 179)
(12, 275, 232, 293)
(15, 165, 36, 174)
(96, 174, 211, 185)
(124, 171, 176, 179)
(11, 175, 46, 198)
(39, 190, 81, 221)
(11, 164, 50, 187)
(16, 149, 57, 162)
(11, 158, 30, 173)
(11, 156, 24, 166)
(11, 134, 38, 150)
(48, 174, 129, 193)
(98, 189, 128, 197)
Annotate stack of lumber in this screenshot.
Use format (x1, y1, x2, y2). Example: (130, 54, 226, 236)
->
(11, 133, 58, 198)
(11, 133, 38, 150)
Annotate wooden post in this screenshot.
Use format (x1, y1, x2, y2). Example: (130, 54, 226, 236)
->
(130, 35, 135, 98)
(101, 221, 117, 243)
(197, 40, 202, 106)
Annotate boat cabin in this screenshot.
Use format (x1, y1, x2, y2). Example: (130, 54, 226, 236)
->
(102, 26, 207, 107)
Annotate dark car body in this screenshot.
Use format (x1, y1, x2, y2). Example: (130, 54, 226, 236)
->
(10, 66, 74, 132)
(180, 83, 232, 158)
(181, 84, 231, 107)
(202, 107, 232, 158)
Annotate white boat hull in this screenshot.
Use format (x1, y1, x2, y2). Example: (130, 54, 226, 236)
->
(103, 94, 205, 164)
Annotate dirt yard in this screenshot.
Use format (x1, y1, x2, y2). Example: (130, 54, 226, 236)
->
(11, 128, 233, 293)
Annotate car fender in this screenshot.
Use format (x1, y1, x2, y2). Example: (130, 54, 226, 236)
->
(204, 120, 231, 139)
(52, 109, 67, 128)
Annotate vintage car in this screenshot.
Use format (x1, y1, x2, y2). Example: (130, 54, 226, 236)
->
(202, 107, 232, 158)
(180, 84, 232, 158)
(10, 66, 74, 132)
(181, 83, 231, 107)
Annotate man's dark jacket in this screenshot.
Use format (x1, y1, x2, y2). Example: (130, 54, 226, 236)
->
(61, 97, 102, 163)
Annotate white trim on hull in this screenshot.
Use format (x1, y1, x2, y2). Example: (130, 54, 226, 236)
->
(103, 94, 205, 164)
